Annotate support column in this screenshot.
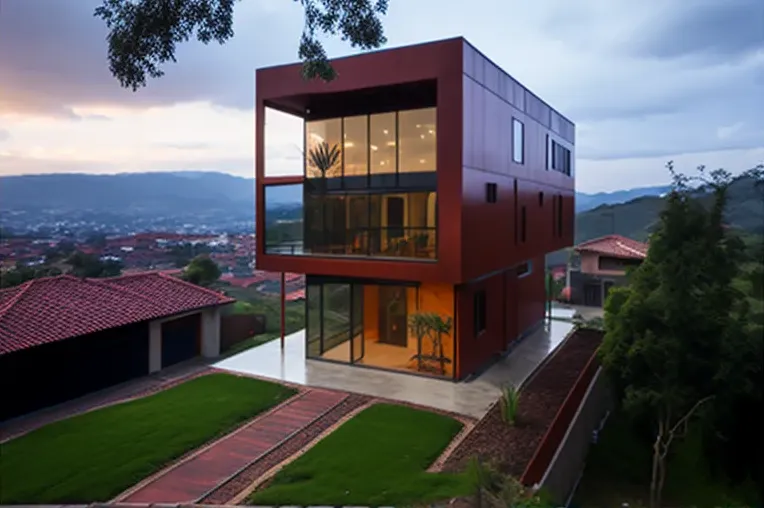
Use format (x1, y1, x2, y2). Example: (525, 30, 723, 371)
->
(149, 320, 162, 373)
(280, 271, 286, 351)
(200, 307, 221, 358)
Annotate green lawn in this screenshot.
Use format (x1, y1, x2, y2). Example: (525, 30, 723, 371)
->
(249, 403, 473, 506)
(0, 373, 297, 504)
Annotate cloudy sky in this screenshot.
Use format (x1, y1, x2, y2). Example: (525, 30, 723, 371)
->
(0, 0, 762, 192)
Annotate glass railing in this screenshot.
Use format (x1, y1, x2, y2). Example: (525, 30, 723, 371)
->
(264, 226, 436, 260)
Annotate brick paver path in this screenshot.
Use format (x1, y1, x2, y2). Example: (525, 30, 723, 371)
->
(120, 388, 348, 504)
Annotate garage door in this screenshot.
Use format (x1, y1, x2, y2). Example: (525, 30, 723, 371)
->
(161, 314, 200, 368)
(0, 323, 149, 422)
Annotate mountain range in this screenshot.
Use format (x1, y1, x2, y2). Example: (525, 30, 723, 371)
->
(0, 171, 674, 215)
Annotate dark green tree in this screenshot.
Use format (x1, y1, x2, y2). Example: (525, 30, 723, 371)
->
(94, 0, 389, 90)
(599, 162, 758, 508)
(183, 254, 222, 287)
(68, 251, 124, 278)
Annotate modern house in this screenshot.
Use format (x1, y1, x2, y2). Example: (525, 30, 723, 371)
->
(0, 273, 233, 421)
(569, 234, 648, 307)
(255, 38, 575, 380)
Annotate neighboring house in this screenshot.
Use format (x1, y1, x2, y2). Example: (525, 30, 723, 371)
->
(0, 273, 233, 421)
(255, 37, 575, 381)
(569, 234, 648, 307)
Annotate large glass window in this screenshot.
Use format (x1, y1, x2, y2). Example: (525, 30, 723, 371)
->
(398, 107, 436, 173)
(369, 112, 397, 175)
(301, 190, 436, 260)
(343, 115, 368, 178)
(306, 118, 342, 179)
(306, 279, 455, 378)
(263, 183, 304, 255)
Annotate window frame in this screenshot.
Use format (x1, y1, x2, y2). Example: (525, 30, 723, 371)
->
(512, 118, 525, 164)
(516, 260, 533, 278)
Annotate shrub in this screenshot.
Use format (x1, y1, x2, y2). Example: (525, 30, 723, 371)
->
(499, 384, 520, 425)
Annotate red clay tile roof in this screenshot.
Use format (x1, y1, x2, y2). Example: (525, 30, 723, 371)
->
(0, 273, 234, 356)
(575, 234, 649, 260)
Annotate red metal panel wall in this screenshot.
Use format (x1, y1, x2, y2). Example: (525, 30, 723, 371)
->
(455, 273, 506, 379)
(460, 41, 575, 281)
(255, 39, 465, 284)
(517, 255, 546, 334)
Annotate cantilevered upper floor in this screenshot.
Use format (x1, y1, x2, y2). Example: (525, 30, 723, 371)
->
(256, 37, 576, 284)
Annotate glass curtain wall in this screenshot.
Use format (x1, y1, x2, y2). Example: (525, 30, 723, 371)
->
(304, 107, 436, 185)
(305, 279, 455, 378)
(303, 191, 436, 259)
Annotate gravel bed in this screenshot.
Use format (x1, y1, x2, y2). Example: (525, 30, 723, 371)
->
(199, 393, 372, 505)
(440, 329, 602, 477)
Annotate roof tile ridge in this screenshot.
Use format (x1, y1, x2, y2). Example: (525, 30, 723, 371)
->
(615, 240, 647, 257)
(157, 272, 234, 302)
(0, 278, 37, 322)
(576, 234, 617, 248)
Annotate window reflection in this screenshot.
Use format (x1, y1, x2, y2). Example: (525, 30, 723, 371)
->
(369, 113, 396, 175)
(306, 118, 342, 179)
(398, 108, 436, 173)
(301, 191, 437, 260)
(343, 115, 367, 177)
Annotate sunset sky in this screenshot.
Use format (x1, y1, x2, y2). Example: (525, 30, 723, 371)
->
(0, 0, 762, 192)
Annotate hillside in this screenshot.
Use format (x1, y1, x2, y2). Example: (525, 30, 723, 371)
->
(576, 184, 672, 213)
(0, 172, 300, 215)
(575, 175, 763, 244)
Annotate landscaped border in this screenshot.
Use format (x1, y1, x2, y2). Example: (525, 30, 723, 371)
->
(520, 332, 602, 486)
(439, 327, 603, 478)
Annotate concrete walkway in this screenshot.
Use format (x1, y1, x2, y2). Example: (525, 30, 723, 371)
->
(117, 388, 347, 504)
(215, 311, 575, 418)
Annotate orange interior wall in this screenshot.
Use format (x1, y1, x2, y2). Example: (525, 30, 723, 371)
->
(416, 283, 456, 376)
(363, 285, 379, 341)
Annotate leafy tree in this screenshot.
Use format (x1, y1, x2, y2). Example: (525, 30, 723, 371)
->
(68, 251, 123, 278)
(183, 254, 221, 286)
(94, 0, 389, 90)
(599, 162, 758, 508)
(0, 265, 63, 288)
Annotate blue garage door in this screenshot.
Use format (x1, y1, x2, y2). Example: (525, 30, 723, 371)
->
(161, 314, 200, 368)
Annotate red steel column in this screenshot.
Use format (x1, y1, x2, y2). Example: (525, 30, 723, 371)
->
(280, 271, 286, 350)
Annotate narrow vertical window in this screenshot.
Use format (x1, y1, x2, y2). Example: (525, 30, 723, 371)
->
(521, 206, 527, 243)
(512, 118, 524, 164)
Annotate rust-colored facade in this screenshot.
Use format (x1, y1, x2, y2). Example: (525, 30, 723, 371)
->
(256, 38, 575, 380)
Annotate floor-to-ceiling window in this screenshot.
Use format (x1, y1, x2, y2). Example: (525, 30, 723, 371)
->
(305, 277, 455, 378)
(302, 190, 437, 259)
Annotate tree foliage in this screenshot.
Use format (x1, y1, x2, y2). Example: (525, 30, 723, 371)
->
(599, 162, 762, 507)
(94, 0, 389, 90)
(183, 254, 221, 286)
(68, 251, 124, 278)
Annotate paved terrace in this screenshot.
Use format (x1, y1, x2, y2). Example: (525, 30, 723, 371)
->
(215, 308, 575, 418)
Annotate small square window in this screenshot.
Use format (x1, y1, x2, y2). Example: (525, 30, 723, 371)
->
(486, 182, 498, 203)
(516, 261, 532, 278)
(474, 290, 487, 336)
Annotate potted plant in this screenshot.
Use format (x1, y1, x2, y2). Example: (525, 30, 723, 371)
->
(408, 311, 453, 375)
